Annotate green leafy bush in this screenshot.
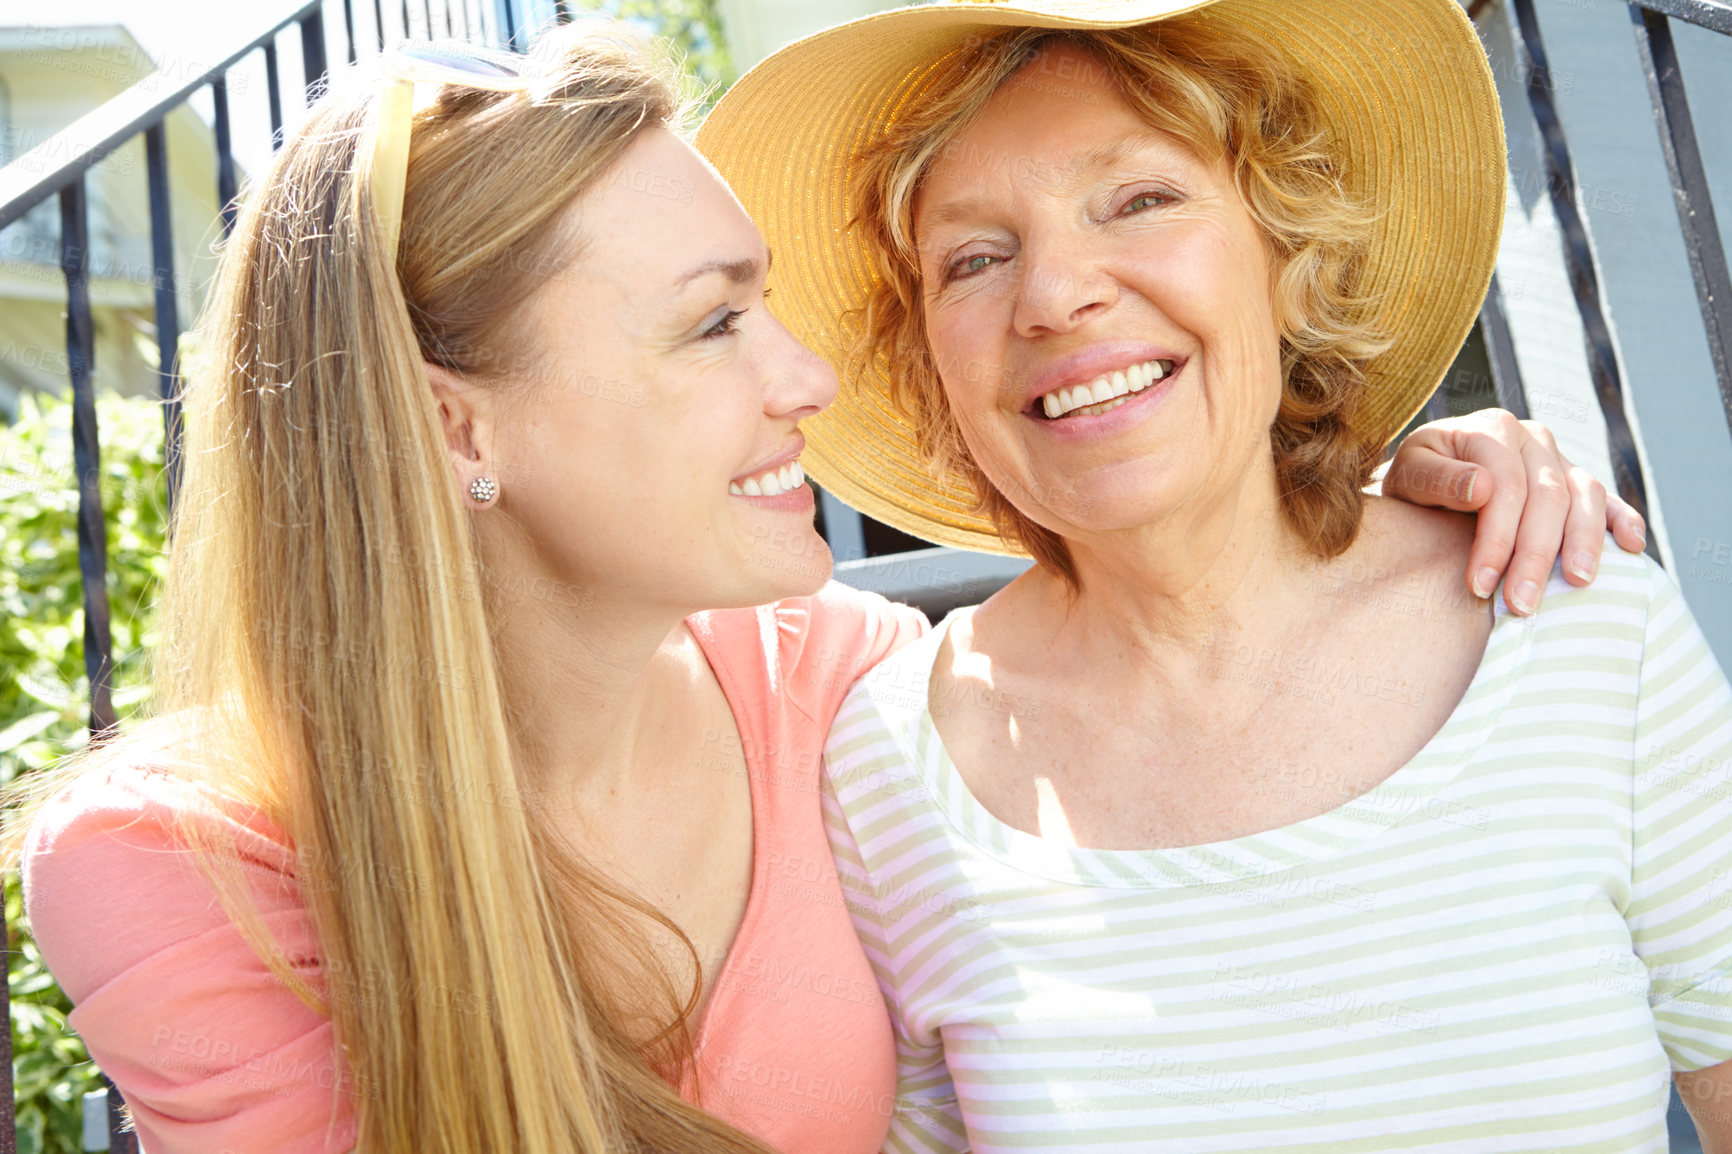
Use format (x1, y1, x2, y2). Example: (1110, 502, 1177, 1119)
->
(567, 0, 734, 92)
(2, 392, 168, 1154)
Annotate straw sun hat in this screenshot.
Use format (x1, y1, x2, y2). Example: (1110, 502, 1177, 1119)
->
(697, 0, 1506, 555)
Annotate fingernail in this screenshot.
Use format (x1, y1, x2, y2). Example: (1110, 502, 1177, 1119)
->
(1511, 580, 1539, 615)
(1568, 551, 1597, 581)
(1472, 567, 1499, 599)
(1462, 470, 1477, 505)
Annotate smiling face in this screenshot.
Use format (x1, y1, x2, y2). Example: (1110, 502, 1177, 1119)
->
(480, 127, 836, 612)
(915, 42, 1288, 548)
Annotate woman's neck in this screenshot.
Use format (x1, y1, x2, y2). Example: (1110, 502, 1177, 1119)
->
(482, 555, 700, 813)
(989, 455, 1324, 680)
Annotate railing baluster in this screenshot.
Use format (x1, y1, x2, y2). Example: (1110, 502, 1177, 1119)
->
(1510, 0, 1658, 557)
(402, 0, 413, 40)
(301, 8, 329, 104)
(424, 0, 435, 40)
(1480, 272, 1531, 419)
(1422, 386, 1451, 424)
(145, 124, 183, 514)
(375, 0, 387, 49)
(2, 945, 14, 1154)
(344, 0, 359, 65)
(264, 43, 285, 150)
(819, 490, 868, 564)
(211, 78, 238, 236)
(60, 178, 117, 738)
(1630, 5, 1732, 439)
(104, 1074, 134, 1153)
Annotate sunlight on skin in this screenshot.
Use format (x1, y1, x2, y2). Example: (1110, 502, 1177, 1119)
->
(1033, 777, 1078, 847)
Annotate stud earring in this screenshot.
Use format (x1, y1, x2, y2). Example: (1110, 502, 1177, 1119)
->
(468, 476, 498, 504)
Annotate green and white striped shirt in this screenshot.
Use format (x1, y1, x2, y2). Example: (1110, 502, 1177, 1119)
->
(822, 549, 1732, 1152)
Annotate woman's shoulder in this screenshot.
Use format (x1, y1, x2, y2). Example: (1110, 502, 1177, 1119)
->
(688, 583, 929, 717)
(19, 728, 349, 1153)
(1338, 499, 1665, 633)
(25, 729, 295, 877)
(1347, 496, 1479, 592)
(1503, 538, 1662, 649)
(825, 608, 957, 774)
(22, 730, 301, 1004)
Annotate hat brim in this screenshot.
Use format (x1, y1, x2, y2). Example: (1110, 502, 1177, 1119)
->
(698, 0, 1506, 556)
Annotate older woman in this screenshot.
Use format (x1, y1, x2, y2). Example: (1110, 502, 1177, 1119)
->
(702, 0, 1732, 1150)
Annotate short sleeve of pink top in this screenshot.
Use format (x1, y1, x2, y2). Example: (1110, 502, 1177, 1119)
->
(685, 582, 928, 1153)
(21, 767, 352, 1154)
(21, 581, 926, 1154)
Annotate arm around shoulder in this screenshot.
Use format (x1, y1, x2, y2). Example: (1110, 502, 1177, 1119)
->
(782, 581, 930, 722)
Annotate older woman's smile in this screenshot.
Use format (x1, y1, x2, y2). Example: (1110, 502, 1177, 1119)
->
(1033, 357, 1175, 419)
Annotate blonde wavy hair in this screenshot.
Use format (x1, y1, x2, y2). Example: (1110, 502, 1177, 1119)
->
(852, 22, 1394, 582)
(4, 21, 771, 1154)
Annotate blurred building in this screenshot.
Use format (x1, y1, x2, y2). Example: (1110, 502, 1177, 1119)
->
(0, 24, 228, 419)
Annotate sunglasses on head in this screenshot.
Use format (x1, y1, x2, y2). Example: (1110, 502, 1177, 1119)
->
(366, 42, 534, 259)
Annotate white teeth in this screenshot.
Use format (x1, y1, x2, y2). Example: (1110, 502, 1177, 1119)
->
(1072, 395, 1129, 418)
(1036, 359, 1175, 420)
(732, 459, 805, 498)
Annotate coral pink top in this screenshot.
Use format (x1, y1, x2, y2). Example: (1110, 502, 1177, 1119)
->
(22, 583, 926, 1154)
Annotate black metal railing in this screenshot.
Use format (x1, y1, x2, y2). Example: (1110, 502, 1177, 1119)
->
(1472, 0, 1732, 562)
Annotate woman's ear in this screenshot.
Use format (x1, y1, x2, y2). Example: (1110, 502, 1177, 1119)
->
(425, 361, 494, 488)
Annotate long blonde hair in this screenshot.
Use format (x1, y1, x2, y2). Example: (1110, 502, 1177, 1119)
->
(5, 21, 771, 1154)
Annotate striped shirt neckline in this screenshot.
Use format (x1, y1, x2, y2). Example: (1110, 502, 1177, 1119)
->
(877, 600, 1536, 889)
